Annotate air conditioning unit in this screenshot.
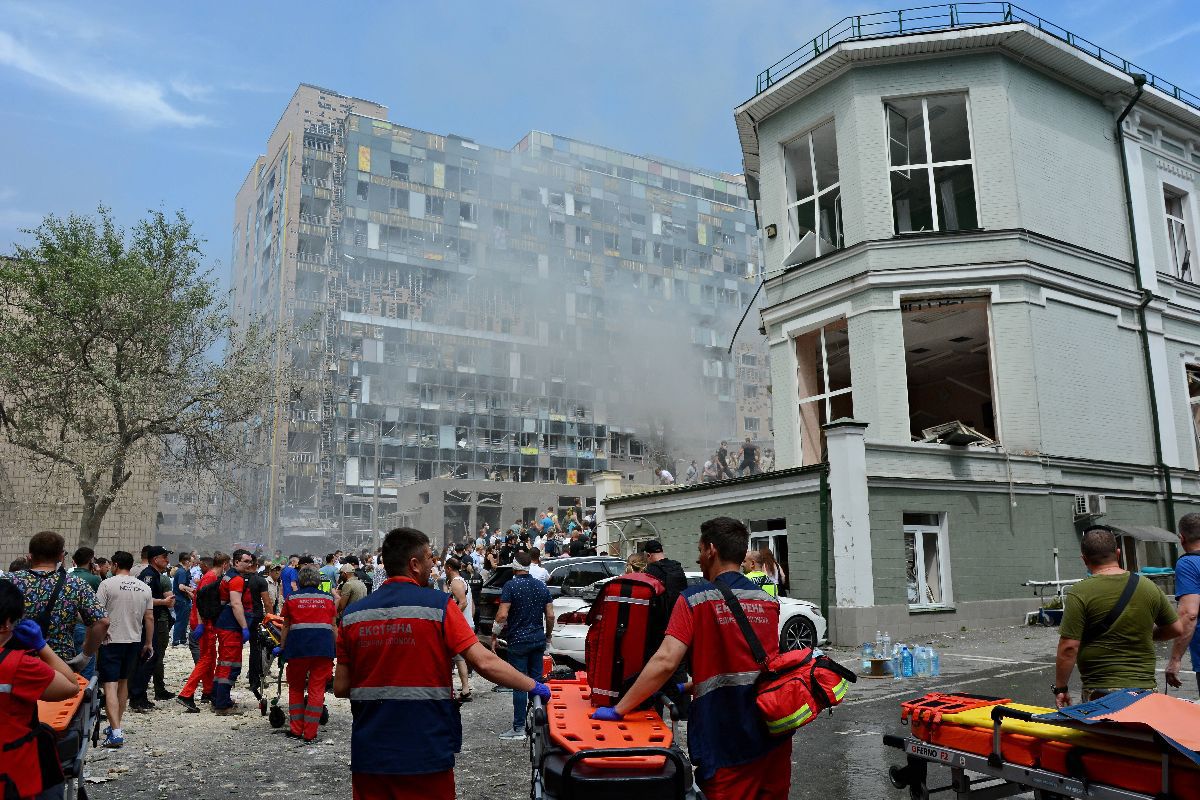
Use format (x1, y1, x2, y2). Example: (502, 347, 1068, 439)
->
(1073, 493, 1107, 518)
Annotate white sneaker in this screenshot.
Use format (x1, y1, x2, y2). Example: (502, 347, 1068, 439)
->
(498, 727, 525, 740)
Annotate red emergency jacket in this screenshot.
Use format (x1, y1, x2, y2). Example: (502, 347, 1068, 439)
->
(216, 569, 252, 631)
(282, 588, 336, 660)
(0, 648, 62, 799)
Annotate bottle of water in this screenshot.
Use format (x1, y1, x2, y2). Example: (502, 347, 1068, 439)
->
(901, 645, 914, 678)
(875, 630, 882, 653)
(915, 646, 930, 677)
(930, 647, 940, 677)
(881, 631, 891, 659)
(861, 642, 874, 672)
(891, 649, 903, 680)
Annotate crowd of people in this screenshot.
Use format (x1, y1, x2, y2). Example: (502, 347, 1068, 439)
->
(656, 437, 776, 486)
(2, 508, 1197, 800)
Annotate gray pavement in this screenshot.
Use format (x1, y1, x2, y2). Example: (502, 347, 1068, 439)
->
(83, 624, 1197, 799)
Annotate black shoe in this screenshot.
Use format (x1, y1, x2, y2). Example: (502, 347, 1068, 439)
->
(176, 696, 200, 713)
(154, 689, 176, 700)
(130, 699, 155, 713)
(199, 693, 212, 704)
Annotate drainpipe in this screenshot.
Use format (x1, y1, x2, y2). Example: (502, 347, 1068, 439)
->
(819, 466, 830, 622)
(1116, 75, 1178, 532)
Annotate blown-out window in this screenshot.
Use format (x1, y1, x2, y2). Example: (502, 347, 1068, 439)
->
(1166, 189, 1192, 281)
(782, 120, 842, 265)
(886, 94, 978, 234)
(795, 319, 852, 465)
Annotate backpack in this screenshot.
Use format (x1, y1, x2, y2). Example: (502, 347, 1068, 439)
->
(543, 537, 560, 557)
(195, 580, 223, 622)
(584, 573, 672, 708)
(715, 580, 856, 736)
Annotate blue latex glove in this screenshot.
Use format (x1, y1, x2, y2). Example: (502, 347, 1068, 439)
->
(11, 619, 46, 652)
(530, 681, 551, 702)
(241, 627, 250, 643)
(271, 646, 281, 657)
(676, 682, 688, 695)
(591, 706, 623, 722)
(191, 623, 205, 641)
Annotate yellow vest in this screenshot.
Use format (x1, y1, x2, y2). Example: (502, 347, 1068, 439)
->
(745, 571, 778, 597)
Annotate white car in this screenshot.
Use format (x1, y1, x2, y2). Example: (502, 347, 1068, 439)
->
(548, 571, 827, 666)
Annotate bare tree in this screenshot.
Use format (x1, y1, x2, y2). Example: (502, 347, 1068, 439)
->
(0, 207, 289, 548)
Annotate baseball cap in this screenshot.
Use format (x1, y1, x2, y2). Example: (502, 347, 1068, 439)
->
(146, 545, 173, 559)
(643, 540, 664, 554)
(339, 563, 356, 574)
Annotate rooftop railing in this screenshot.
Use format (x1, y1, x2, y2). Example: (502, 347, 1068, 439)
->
(756, 2, 1200, 112)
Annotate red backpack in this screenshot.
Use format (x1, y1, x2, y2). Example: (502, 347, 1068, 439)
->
(584, 573, 671, 707)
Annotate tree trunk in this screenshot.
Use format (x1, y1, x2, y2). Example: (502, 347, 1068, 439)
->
(78, 503, 105, 549)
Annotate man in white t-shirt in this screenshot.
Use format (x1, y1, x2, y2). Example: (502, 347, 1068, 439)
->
(95, 550, 154, 748)
(528, 549, 550, 583)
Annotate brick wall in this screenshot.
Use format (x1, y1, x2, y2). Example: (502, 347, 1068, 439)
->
(0, 442, 158, 566)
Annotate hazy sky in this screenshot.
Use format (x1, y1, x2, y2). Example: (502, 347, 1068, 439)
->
(1, 0, 1197, 283)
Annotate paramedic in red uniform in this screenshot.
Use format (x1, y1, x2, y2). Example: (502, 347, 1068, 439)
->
(278, 563, 336, 741)
(593, 516, 789, 800)
(0, 579, 81, 799)
(212, 549, 255, 714)
(334, 526, 552, 800)
(177, 552, 229, 712)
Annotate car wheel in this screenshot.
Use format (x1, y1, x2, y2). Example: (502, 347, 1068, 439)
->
(780, 616, 817, 652)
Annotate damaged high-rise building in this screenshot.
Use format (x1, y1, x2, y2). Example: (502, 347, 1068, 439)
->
(230, 85, 766, 551)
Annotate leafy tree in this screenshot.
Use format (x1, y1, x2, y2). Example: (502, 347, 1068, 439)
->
(0, 207, 287, 548)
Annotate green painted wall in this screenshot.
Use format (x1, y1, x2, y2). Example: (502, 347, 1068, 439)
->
(609, 489, 827, 605)
(868, 487, 1171, 605)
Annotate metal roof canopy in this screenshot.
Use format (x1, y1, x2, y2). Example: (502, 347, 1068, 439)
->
(1113, 525, 1178, 544)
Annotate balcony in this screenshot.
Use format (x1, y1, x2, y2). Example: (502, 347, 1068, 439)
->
(756, 2, 1200, 112)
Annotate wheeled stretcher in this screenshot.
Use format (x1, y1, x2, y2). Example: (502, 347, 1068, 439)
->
(885, 693, 1200, 800)
(38, 673, 102, 800)
(527, 672, 703, 800)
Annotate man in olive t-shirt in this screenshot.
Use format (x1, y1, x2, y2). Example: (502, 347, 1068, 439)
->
(1054, 527, 1182, 707)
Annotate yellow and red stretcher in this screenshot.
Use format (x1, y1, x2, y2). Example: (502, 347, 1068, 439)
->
(886, 692, 1200, 800)
(528, 671, 701, 800)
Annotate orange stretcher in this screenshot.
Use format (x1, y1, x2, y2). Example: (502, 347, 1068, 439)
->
(36, 673, 101, 798)
(887, 693, 1200, 800)
(528, 672, 700, 800)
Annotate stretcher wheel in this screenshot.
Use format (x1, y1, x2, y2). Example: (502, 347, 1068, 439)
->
(889, 766, 907, 789)
(320, 706, 329, 726)
(268, 705, 286, 728)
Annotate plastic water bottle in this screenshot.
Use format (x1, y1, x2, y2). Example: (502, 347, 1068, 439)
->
(901, 645, 915, 678)
(930, 647, 941, 677)
(861, 642, 874, 671)
(875, 630, 883, 653)
(881, 632, 891, 659)
(891, 649, 903, 680)
(915, 647, 930, 678)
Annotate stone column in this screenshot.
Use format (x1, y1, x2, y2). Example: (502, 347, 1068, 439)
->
(823, 419, 873, 610)
(590, 471, 623, 553)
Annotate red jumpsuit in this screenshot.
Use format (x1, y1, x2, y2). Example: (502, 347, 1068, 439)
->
(180, 569, 219, 701)
(281, 587, 337, 740)
(213, 569, 252, 709)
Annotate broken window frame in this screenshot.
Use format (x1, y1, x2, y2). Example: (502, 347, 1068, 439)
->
(885, 93, 979, 234)
(795, 320, 852, 466)
(782, 119, 843, 263)
(1187, 364, 1200, 466)
(900, 296, 999, 444)
(903, 512, 952, 609)
(1165, 188, 1193, 281)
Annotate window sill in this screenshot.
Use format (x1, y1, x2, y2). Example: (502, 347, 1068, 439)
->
(907, 605, 956, 615)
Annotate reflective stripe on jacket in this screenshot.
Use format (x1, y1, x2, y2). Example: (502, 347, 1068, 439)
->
(339, 579, 460, 775)
(282, 588, 336, 660)
(682, 572, 783, 779)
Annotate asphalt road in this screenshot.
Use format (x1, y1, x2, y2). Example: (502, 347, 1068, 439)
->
(83, 624, 1197, 800)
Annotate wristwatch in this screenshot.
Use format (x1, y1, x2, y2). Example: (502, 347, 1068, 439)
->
(1051, 685, 1068, 694)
